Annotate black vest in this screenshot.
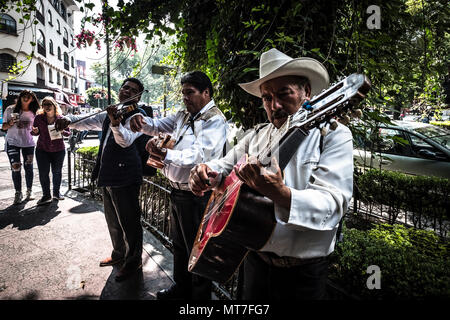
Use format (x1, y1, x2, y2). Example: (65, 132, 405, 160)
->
(92, 108, 144, 187)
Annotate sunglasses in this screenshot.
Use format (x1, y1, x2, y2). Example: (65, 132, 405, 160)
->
(42, 103, 54, 107)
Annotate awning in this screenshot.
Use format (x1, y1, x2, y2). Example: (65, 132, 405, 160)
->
(7, 85, 54, 97)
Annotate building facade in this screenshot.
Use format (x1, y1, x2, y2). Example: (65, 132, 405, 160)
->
(0, 0, 79, 117)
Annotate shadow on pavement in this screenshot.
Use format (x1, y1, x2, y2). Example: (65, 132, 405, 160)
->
(0, 201, 61, 231)
(99, 254, 163, 300)
(68, 202, 99, 214)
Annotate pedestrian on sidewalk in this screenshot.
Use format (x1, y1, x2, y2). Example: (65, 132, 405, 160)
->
(1, 90, 39, 205)
(129, 71, 229, 300)
(31, 96, 70, 205)
(55, 78, 148, 282)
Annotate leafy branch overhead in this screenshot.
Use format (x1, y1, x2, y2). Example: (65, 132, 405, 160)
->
(5, 0, 449, 128)
(72, 0, 449, 129)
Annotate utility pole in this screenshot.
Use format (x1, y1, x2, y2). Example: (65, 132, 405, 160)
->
(102, 0, 111, 105)
(151, 65, 174, 117)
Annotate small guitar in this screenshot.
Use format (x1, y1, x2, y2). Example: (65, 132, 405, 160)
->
(146, 133, 176, 169)
(188, 73, 371, 283)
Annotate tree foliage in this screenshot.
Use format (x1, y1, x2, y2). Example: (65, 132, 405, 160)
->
(85, 86, 118, 108)
(7, 0, 449, 128)
(73, 0, 449, 129)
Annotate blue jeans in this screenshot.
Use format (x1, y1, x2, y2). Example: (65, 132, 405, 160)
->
(35, 148, 65, 197)
(6, 143, 34, 192)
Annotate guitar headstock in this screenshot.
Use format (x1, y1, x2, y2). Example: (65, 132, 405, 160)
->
(291, 73, 371, 132)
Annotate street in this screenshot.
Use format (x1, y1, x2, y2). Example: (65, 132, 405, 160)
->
(0, 134, 174, 300)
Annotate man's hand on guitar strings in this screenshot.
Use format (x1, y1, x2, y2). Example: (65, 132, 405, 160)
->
(234, 156, 291, 209)
(189, 164, 221, 197)
(146, 137, 167, 160)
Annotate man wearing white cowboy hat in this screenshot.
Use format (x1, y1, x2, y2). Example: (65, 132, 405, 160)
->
(189, 48, 354, 299)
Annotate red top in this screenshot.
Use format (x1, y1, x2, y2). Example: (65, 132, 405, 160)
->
(32, 114, 71, 152)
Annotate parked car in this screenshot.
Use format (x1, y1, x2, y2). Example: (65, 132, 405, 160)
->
(353, 121, 450, 179)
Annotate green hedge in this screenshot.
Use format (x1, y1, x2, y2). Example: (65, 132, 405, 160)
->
(430, 120, 450, 129)
(329, 223, 450, 299)
(76, 146, 99, 159)
(356, 169, 450, 228)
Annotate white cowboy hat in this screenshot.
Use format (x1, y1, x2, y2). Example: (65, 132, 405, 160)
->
(239, 48, 329, 98)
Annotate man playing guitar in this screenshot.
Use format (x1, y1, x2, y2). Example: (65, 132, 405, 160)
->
(189, 49, 354, 299)
(130, 71, 228, 300)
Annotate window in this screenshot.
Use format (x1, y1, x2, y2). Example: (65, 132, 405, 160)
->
(376, 128, 412, 156)
(57, 47, 61, 60)
(71, 56, 74, 68)
(49, 39, 54, 55)
(64, 52, 69, 70)
(63, 28, 68, 47)
(0, 14, 17, 34)
(63, 76, 68, 88)
(49, 68, 53, 83)
(57, 72, 61, 85)
(60, 3, 67, 21)
(57, 19, 60, 33)
(48, 10, 53, 25)
(0, 53, 16, 72)
(52, 0, 60, 12)
(36, 63, 45, 86)
(37, 30, 46, 56)
(36, 0, 45, 25)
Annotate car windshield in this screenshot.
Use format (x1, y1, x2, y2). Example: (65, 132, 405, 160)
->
(414, 126, 450, 149)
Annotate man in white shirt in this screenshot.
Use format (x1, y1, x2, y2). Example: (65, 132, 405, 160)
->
(130, 71, 228, 300)
(55, 78, 148, 282)
(189, 49, 354, 299)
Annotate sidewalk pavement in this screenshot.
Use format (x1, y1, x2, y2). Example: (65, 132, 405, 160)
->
(0, 135, 174, 300)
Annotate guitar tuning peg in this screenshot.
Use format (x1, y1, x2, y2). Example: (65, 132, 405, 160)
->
(329, 118, 338, 131)
(351, 109, 363, 119)
(338, 114, 351, 125)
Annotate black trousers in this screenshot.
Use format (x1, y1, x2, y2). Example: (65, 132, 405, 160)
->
(242, 251, 329, 300)
(102, 184, 143, 269)
(169, 189, 212, 300)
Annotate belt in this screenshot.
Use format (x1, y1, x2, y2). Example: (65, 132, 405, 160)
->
(257, 251, 327, 268)
(168, 180, 191, 191)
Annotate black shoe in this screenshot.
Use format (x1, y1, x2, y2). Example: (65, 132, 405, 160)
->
(37, 195, 52, 206)
(53, 193, 65, 201)
(115, 263, 142, 282)
(156, 285, 189, 300)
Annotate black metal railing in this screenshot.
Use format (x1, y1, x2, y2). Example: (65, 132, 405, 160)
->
(68, 150, 243, 299)
(351, 169, 450, 237)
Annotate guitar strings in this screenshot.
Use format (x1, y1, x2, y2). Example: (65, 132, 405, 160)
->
(201, 76, 360, 226)
(201, 117, 294, 224)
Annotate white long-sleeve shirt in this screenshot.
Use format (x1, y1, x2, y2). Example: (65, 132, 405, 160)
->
(66, 108, 141, 149)
(206, 119, 354, 259)
(137, 100, 229, 184)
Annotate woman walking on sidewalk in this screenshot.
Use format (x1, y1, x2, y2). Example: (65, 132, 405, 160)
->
(31, 97, 70, 205)
(2, 90, 39, 205)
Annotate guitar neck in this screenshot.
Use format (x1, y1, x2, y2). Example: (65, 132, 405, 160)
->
(259, 127, 309, 171)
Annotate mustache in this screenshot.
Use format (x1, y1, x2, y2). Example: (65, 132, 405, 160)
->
(272, 110, 289, 119)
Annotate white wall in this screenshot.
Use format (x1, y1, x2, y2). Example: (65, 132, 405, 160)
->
(0, 0, 78, 91)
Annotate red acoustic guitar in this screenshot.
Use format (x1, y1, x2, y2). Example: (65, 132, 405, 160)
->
(188, 74, 371, 283)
